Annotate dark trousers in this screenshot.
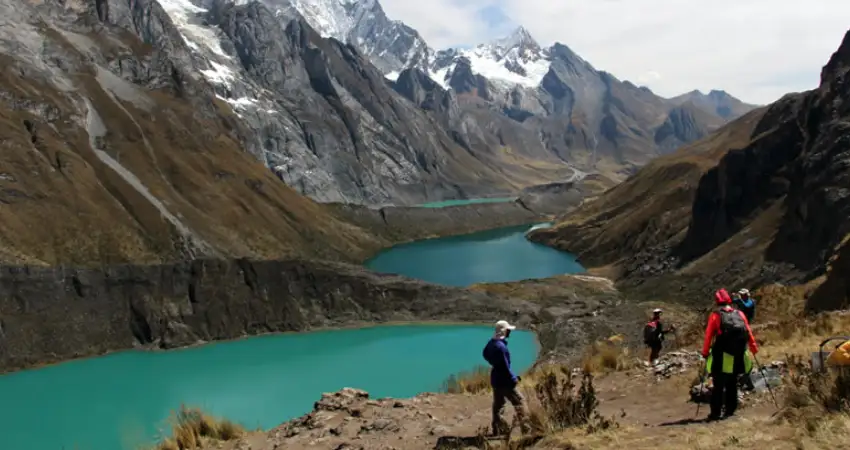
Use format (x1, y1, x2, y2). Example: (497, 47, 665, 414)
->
(492, 385, 529, 434)
(648, 342, 662, 362)
(710, 349, 745, 417)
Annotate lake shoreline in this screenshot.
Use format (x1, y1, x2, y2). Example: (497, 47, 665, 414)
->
(6, 320, 542, 376)
(1, 324, 541, 450)
(0, 257, 554, 374)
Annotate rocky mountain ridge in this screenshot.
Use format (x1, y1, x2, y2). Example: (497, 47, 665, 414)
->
(529, 29, 850, 312)
(158, 0, 758, 203)
(278, 0, 758, 181)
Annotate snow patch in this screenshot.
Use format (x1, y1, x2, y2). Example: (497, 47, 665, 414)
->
(227, 97, 257, 108)
(384, 71, 399, 81)
(156, 0, 230, 58)
(452, 47, 550, 88)
(289, 0, 355, 40)
(200, 61, 235, 85)
(429, 65, 453, 89)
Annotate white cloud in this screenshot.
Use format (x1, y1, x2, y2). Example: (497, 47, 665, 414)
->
(380, 0, 850, 104)
(379, 0, 507, 49)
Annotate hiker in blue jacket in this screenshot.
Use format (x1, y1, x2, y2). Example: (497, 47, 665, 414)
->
(733, 288, 756, 323)
(483, 320, 530, 436)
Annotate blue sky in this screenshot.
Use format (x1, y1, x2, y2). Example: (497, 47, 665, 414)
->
(379, 0, 850, 104)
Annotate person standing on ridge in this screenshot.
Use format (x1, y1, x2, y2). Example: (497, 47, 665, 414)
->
(701, 288, 759, 421)
(733, 288, 756, 323)
(483, 320, 529, 436)
(644, 308, 675, 364)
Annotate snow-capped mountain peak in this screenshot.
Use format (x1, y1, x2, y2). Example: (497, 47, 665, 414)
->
(488, 26, 541, 56)
(425, 26, 550, 89)
(278, 0, 551, 89)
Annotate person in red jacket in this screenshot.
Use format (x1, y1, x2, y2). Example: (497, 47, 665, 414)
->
(701, 288, 759, 420)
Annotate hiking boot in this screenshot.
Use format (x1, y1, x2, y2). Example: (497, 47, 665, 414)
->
(706, 414, 722, 422)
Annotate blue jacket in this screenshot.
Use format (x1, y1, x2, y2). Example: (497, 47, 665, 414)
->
(733, 297, 756, 321)
(483, 338, 518, 388)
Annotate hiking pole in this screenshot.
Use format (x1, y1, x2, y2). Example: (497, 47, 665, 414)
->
(752, 354, 780, 409)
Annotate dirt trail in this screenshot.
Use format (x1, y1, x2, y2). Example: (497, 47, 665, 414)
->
(204, 367, 782, 450)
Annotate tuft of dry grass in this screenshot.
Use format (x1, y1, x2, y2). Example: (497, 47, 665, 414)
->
(774, 356, 850, 449)
(522, 365, 617, 437)
(580, 337, 633, 374)
(151, 405, 245, 450)
(476, 365, 617, 449)
(443, 365, 492, 394)
(755, 311, 850, 362)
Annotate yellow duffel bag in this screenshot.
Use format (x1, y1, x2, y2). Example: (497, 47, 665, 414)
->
(826, 340, 850, 366)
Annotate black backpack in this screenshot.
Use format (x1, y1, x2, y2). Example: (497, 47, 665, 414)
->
(643, 320, 660, 345)
(716, 309, 748, 353)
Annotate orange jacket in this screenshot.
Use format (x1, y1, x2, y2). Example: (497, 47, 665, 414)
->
(701, 306, 758, 357)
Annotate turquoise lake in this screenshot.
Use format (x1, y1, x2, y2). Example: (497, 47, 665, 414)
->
(0, 325, 537, 450)
(365, 223, 585, 286)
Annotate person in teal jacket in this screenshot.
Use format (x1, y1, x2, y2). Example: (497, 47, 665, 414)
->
(733, 288, 756, 323)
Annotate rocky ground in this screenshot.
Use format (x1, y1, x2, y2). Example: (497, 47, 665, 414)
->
(194, 351, 792, 450)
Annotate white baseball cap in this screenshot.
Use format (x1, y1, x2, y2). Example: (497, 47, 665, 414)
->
(739, 289, 750, 295)
(495, 320, 516, 333)
(653, 308, 663, 314)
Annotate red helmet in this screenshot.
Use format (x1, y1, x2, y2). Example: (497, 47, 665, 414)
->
(715, 288, 732, 305)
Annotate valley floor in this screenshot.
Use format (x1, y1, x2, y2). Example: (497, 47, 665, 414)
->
(180, 288, 850, 450)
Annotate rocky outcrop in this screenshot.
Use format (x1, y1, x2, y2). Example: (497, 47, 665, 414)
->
(262, 388, 491, 449)
(0, 258, 541, 373)
(330, 201, 545, 244)
(516, 174, 617, 216)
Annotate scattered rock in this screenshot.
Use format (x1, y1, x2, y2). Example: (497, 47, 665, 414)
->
(360, 418, 398, 433)
(647, 350, 701, 379)
(315, 388, 370, 413)
(429, 426, 451, 436)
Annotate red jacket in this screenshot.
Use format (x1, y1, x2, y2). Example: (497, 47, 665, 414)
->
(701, 306, 758, 357)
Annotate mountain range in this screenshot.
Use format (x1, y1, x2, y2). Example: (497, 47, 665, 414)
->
(157, 0, 757, 204)
(0, 0, 761, 268)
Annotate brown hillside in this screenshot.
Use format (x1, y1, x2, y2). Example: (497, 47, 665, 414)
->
(0, 16, 383, 266)
(528, 107, 765, 270)
(531, 29, 850, 305)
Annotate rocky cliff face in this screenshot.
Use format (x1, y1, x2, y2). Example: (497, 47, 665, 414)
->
(0, 258, 542, 372)
(678, 30, 850, 282)
(530, 29, 850, 304)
